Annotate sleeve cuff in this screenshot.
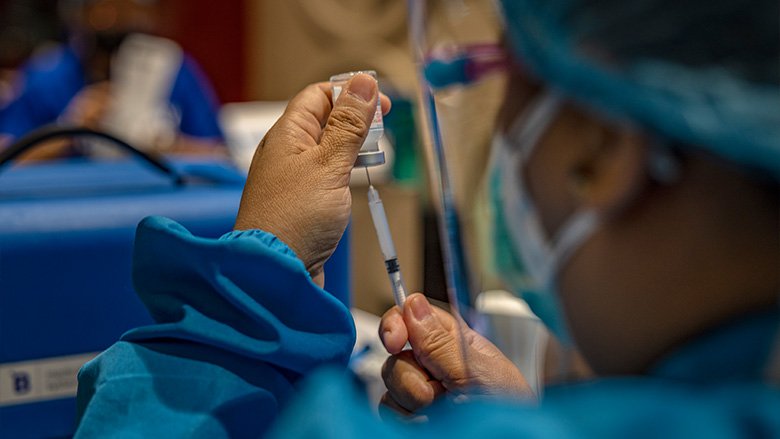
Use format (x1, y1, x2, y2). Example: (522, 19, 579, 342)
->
(220, 229, 299, 261)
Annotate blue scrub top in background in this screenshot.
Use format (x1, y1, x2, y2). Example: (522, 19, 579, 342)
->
(75, 217, 780, 438)
(0, 44, 224, 142)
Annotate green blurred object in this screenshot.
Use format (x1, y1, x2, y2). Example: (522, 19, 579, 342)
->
(383, 97, 421, 187)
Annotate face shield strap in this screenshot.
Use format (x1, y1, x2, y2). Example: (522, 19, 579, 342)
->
(410, 23, 478, 322)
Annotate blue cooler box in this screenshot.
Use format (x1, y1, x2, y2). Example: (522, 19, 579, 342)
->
(0, 153, 350, 437)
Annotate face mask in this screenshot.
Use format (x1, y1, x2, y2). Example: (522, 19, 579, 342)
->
(488, 91, 684, 344)
(488, 92, 600, 344)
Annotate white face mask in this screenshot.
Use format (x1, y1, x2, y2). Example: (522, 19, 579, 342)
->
(490, 92, 601, 344)
(490, 91, 682, 344)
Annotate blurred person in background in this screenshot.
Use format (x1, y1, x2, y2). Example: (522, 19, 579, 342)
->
(0, 0, 62, 146)
(0, 0, 224, 158)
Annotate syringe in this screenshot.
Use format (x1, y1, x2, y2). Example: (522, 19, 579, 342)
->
(365, 168, 408, 307)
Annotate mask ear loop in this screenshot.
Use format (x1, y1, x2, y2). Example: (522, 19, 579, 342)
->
(503, 92, 585, 382)
(506, 91, 563, 162)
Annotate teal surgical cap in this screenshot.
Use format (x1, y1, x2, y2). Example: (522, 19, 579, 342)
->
(497, 0, 780, 177)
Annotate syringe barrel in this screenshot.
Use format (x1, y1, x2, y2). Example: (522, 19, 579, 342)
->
(367, 186, 397, 260)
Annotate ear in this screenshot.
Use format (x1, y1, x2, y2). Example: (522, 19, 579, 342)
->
(568, 122, 648, 215)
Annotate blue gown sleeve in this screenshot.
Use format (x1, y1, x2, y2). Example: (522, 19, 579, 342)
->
(267, 369, 780, 439)
(74, 216, 356, 438)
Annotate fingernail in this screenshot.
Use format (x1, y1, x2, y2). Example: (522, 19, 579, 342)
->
(347, 74, 377, 103)
(409, 295, 433, 322)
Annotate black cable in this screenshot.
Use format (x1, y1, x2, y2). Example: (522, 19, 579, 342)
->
(0, 125, 184, 186)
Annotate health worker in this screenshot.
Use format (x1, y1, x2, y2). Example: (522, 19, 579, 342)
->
(75, 0, 780, 437)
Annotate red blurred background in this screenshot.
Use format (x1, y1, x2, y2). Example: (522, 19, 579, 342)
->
(165, 0, 248, 103)
(0, 0, 249, 103)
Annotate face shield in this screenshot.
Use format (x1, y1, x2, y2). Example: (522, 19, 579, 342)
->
(409, 0, 509, 322)
(410, 0, 557, 392)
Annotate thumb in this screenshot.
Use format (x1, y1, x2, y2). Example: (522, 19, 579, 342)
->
(318, 74, 378, 169)
(403, 294, 466, 389)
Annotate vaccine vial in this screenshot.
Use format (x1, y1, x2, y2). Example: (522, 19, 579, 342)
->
(329, 70, 386, 167)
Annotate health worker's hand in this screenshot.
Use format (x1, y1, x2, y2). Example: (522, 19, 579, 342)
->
(235, 74, 390, 283)
(379, 293, 534, 416)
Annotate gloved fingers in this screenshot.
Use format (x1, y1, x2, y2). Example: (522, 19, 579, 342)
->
(379, 305, 408, 355)
(381, 350, 447, 413)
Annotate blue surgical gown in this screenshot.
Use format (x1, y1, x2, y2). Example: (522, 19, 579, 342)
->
(75, 216, 780, 438)
(0, 44, 223, 142)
